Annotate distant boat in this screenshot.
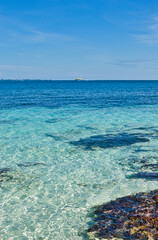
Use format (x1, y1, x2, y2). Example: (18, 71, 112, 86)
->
(75, 78, 83, 81)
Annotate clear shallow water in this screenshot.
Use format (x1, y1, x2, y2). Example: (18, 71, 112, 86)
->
(0, 80, 158, 239)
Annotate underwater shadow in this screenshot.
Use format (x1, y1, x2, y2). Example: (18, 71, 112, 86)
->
(70, 132, 150, 150)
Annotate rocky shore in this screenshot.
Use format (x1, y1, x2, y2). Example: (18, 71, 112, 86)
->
(87, 189, 158, 240)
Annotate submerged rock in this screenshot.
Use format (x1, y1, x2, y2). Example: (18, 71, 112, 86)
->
(70, 133, 149, 150)
(45, 119, 60, 123)
(45, 117, 67, 123)
(142, 164, 158, 170)
(0, 168, 11, 174)
(87, 189, 158, 239)
(130, 172, 158, 180)
(0, 119, 19, 124)
(135, 149, 151, 153)
(0, 168, 13, 183)
(132, 127, 155, 131)
(77, 125, 97, 130)
(17, 162, 46, 167)
(45, 133, 65, 141)
(0, 175, 13, 182)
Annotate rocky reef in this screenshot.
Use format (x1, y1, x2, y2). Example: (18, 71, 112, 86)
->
(87, 189, 158, 239)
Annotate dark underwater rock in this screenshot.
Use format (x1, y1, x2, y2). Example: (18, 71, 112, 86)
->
(135, 149, 151, 153)
(70, 133, 149, 150)
(45, 119, 60, 123)
(0, 119, 19, 124)
(17, 162, 46, 167)
(0, 175, 13, 182)
(45, 117, 67, 123)
(77, 125, 97, 130)
(133, 127, 155, 131)
(128, 157, 149, 164)
(87, 189, 158, 239)
(45, 133, 65, 141)
(0, 168, 11, 174)
(142, 164, 158, 170)
(0, 168, 13, 183)
(130, 172, 158, 180)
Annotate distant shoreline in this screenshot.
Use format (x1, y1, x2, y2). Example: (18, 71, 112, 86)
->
(0, 79, 158, 81)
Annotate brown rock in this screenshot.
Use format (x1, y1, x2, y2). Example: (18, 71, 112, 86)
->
(153, 193, 158, 203)
(87, 189, 158, 240)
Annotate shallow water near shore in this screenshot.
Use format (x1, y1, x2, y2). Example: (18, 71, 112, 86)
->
(0, 80, 158, 239)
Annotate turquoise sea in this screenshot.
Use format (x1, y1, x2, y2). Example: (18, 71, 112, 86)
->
(0, 80, 158, 240)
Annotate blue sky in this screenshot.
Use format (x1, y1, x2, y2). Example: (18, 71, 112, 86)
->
(0, 0, 158, 80)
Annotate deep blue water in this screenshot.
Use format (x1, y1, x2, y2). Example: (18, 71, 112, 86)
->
(1, 80, 158, 109)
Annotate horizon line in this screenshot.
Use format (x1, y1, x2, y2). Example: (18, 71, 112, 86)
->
(1, 79, 158, 81)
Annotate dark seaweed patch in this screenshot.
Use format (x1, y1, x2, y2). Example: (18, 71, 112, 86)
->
(0, 175, 13, 182)
(142, 164, 158, 169)
(45, 117, 67, 123)
(17, 162, 46, 167)
(20, 103, 35, 106)
(129, 157, 150, 164)
(0, 168, 11, 174)
(135, 149, 151, 153)
(0, 168, 13, 183)
(70, 133, 149, 150)
(77, 125, 97, 130)
(133, 127, 154, 131)
(130, 172, 158, 180)
(0, 119, 19, 124)
(45, 119, 61, 123)
(45, 134, 65, 141)
(138, 159, 149, 164)
(87, 189, 158, 239)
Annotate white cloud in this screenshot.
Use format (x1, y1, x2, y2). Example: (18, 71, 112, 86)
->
(0, 14, 74, 44)
(3, 28, 74, 44)
(25, 30, 74, 43)
(133, 16, 158, 45)
(85, 55, 158, 68)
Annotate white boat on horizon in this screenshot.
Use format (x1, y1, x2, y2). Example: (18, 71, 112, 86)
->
(75, 78, 83, 81)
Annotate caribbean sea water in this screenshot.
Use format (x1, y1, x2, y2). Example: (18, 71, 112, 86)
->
(0, 80, 158, 239)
